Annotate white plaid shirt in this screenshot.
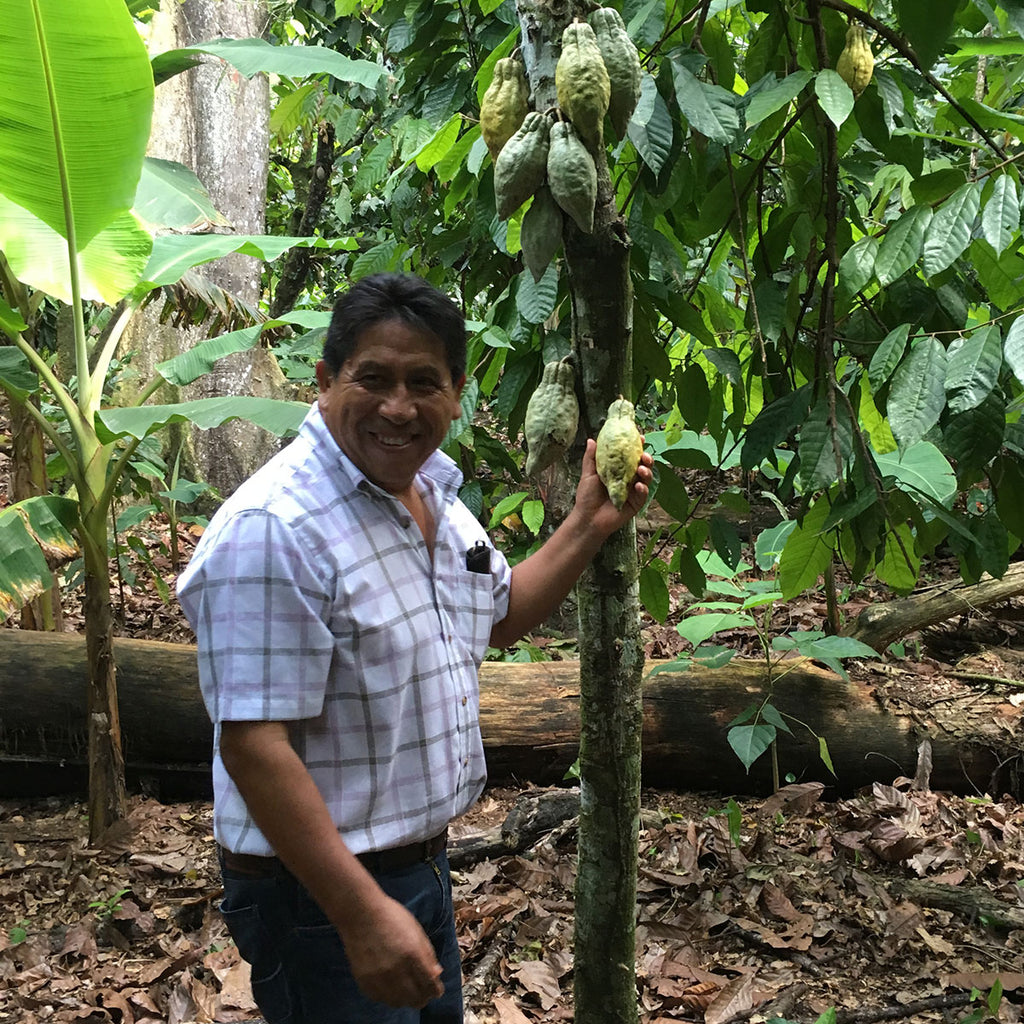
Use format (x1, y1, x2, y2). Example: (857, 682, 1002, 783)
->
(177, 406, 511, 856)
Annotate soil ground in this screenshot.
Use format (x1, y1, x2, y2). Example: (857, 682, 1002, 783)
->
(2, 507, 1024, 1024)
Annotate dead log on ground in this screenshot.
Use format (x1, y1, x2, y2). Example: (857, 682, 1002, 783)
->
(0, 631, 1019, 798)
(844, 563, 1024, 652)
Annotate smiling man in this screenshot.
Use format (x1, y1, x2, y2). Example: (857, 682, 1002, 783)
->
(177, 272, 652, 1024)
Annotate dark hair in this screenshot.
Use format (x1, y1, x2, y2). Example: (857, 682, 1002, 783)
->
(322, 273, 466, 382)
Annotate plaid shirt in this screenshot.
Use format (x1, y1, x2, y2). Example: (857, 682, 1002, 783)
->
(177, 406, 511, 856)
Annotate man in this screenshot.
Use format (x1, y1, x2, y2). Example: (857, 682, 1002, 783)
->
(177, 272, 652, 1023)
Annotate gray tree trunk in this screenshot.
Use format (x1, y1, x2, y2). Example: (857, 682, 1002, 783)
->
(123, 0, 287, 498)
(516, 4, 641, 1021)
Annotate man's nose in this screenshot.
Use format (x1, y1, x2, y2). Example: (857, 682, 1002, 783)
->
(379, 384, 416, 420)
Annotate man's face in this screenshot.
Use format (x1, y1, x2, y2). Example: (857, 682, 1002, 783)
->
(315, 318, 465, 497)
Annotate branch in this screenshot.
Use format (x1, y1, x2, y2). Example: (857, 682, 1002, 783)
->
(818, 0, 1008, 160)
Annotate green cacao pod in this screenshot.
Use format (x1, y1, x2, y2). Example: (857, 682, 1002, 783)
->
(547, 120, 597, 233)
(595, 396, 642, 510)
(555, 20, 610, 148)
(520, 185, 563, 283)
(480, 57, 530, 162)
(524, 357, 579, 476)
(589, 7, 641, 139)
(836, 23, 873, 96)
(494, 111, 550, 220)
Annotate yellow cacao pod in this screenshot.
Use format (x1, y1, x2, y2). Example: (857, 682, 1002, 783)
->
(595, 396, 642, 510)
(555, 20, 610, 148)
(836, 23, 873, 96)
(523, 357, 579, 476)
(480, 57, 529, 163)
(494, 111, 550, 220)
(589, 7, 641, 139)
(520, 185, 563, 283)
(547, 120, 597, 233)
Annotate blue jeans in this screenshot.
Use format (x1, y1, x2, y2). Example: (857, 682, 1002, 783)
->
(219, 851, 463, 1024)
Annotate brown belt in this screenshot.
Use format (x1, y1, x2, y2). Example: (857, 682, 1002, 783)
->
(219, 828, 448, 878)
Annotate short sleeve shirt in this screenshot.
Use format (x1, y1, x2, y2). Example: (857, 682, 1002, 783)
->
(176, 406, 511, 855)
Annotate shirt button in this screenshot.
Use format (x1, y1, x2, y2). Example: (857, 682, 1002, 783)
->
(461, 696, 467, 706)
(463, 757, 469, 767)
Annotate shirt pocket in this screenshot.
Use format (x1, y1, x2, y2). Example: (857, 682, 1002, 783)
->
(439, 566, 497, 664)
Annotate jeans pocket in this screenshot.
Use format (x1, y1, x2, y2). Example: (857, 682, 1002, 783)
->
(221, 898, 294, 1024)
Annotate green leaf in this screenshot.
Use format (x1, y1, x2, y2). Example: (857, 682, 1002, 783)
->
(156, 326, 265, 386)
(887, 336, 947, 449)
(778, 498, 835, 599)
(671, 60, 742, 145)
(818, 736, 837, 776)
(867, 324, 911, 393)
(896, 0, 959, 70)
(943, 393, 1005, 474)
(745, 70, 812, 125)
(515, 264, 558, 324)
(628, 76, 674, 175)
(815, 69, 854, 128)
(1004, 315, 1024, 386)
(95, 397, 309, 442)
(413, 114, 463, 172)
(521, 499, 544, 536)
(675, 611, 754, 648)
(922, 182, 980, 276)
(139, 233, 359, 290)
(728, 723, 776, 771)
(0, 0, 153, 248)
(0, 296, 28, 337)
(981, 174, 1020, 256)
(488, 491, 528, 529)
(133, 158, 231, 232)
(754, 521, 796, 571)
(798, 395, 852, 492)
(167, 38, 386, 88)
(875, 521, 920, 592)
(0, 496, 79, 623)
(875, 205, 932, 286)
(442, 376, 479, 450)
(874, 442, 956, 506)
(837, 236, 878, 297)
(639, 564, 671, 623)
(0, 347, 39, 400)
(944, 325, 1001, 415)
(795, 635, 879, 660)
(0, 199, 152, 304)
(652, 464, 690, 522)
(760, 703, 793, 734)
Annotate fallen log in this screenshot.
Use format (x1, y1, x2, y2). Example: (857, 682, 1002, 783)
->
(0, 630, 1018, 799)
(844, 562, 1024, 652)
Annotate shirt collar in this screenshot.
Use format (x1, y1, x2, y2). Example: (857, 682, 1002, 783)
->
(299, 402, 464, 502)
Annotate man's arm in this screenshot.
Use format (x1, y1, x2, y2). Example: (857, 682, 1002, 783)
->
(489, 438, 652, 649)
(219, 720, 444, 1010)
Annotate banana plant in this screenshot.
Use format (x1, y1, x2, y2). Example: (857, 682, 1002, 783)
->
(0, 0, 377, 839)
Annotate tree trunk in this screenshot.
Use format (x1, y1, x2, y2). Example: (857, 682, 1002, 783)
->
(121, 0, 281, 500)
(515, 3, 642, 1020)
(1, 633, 1017, 798)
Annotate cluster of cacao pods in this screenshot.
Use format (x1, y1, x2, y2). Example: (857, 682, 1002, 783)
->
(836, 21, 874, 96)
(479, 7, 642, 280)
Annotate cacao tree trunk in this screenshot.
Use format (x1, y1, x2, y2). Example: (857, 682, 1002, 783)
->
(517, 4, 641, 1020)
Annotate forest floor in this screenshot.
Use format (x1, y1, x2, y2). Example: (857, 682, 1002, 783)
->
(2, 512, 1024, 1024)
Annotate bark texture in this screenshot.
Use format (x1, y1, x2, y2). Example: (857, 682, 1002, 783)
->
(122, 0, 284, 499)
(0, 633, 1017, 798)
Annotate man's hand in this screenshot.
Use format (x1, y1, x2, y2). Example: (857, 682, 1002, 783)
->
(338, 891, 444, 1008)
(574, 436, 653, 537)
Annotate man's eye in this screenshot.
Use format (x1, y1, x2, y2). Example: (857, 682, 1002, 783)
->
(412, 377, 443, 392)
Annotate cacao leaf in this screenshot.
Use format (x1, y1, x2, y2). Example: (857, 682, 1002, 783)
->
(875, 204, 932, 286)
(943, 324, 1001, 414)
(886, 336, 947, 449)
(922, 181, 979, 276)
(981, 173, 1020, 255)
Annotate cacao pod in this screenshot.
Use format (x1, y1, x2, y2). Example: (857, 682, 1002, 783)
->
(547, 120, 597, 233)
(480, 57, 530, 162)
(494, 111, 551, 220)
(555, 20, 610, 148)
(520, 185, 563, 283)
(836, 23, 873, 96)
(589, 7, 642, 139)
(595, 396, 642, 510)
(523, 357, 579, 476)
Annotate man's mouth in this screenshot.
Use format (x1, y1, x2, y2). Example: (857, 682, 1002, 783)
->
(374, 433, 414, 448)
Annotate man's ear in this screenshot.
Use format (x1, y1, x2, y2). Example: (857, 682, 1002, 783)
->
(451, 373, 467, 419)
(315, 360, 333, 393)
